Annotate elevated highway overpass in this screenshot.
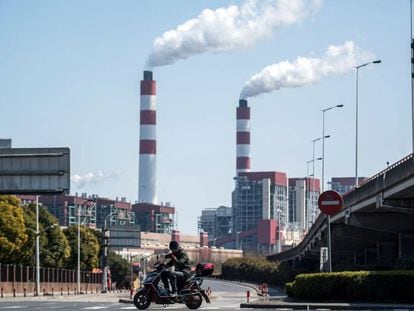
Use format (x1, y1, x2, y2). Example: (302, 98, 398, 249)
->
(268, 154, 414, 270)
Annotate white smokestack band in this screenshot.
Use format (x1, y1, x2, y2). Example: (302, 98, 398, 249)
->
(240, 41, 373, 99)
(139, 71, 157, 204)
(147, 0, 322, 68)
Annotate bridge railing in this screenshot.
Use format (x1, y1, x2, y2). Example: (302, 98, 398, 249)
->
(343, 153, 414, 209)
(360, 153, 413, 186)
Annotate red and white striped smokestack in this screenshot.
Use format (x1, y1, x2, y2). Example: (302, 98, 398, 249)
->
(139, 71, 157, 204)
(236, 99, 251, 174)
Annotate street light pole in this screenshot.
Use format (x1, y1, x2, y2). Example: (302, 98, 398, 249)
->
(30, 198, 58, 297)
(411, 0, 414, 154)
(355, 60, 381, 188)
(306, 158, 322, 232)
(311, 136, 329, 231)
(306, 159, 312, 233)
(35, 195, 40, 296)
(322, 105, 343, 192)
(77, 201, 81, 294)
(312, 136, 329, 193)
(102, 212, 117, 293)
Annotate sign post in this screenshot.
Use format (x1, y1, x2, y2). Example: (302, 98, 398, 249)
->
(318, 190, 343, 273)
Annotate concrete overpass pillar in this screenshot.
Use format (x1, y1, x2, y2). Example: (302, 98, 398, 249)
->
(399, 234, 402, 259)
(400, 234, 414, 258)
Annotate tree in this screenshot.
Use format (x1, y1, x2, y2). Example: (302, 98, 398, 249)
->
(64, 226, 100, 271)
(0, 195, 29, 263)
(22, 203, 71, 268)
(108, 251, 131, 289)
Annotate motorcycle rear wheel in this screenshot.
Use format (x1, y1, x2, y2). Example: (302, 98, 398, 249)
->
(133, 289, 152, 310)
(185, 292, 203, 310)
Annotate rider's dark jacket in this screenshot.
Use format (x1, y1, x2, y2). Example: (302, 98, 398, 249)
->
(166, 247, 191, 277)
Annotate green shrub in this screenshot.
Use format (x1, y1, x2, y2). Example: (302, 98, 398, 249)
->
(221, 257, 304, 286)
(286, 270, 414, 302)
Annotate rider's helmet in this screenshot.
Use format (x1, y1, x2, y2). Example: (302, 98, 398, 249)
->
(169, 240, 179, 251)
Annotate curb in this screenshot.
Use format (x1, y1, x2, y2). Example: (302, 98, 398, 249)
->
(240, 301, 414, 310)
(119, 298, 133, 304)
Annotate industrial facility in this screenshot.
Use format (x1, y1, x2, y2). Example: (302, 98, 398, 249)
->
(12, 70, 363, 259)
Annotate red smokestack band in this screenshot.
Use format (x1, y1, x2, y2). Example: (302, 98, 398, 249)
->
(139, 140, 156, 154)
(237, 157, 251, 170)
(140, 110, 156, 125)
(237, 132, 250, 144)
(140, 81, 156, 95)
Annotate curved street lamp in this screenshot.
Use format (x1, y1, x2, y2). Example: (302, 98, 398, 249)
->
(321, 105, 343, 192)
(355, 60, 381, 188)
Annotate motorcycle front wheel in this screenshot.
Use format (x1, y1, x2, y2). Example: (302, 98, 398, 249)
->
(185, 292, 203, 310)
(133, 289, 152, 310)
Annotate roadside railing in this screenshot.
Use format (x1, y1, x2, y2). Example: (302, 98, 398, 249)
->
(0, 263, 102, 297)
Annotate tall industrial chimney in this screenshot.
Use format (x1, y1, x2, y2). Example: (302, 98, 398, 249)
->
(236, 99, 251, 174)
(139, 71, 157, 204)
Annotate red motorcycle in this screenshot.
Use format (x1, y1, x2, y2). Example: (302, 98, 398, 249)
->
(133, 262, 214, 310)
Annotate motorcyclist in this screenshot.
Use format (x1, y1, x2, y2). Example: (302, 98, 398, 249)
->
(161, 240, 191, 297)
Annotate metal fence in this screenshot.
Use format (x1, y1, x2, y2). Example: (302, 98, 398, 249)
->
(0, 263, 102, 297)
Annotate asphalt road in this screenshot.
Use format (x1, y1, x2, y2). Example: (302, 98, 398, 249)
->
(0, 279, 256, 310)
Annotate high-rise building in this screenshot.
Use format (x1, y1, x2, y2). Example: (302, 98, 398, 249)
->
(329, 177, 367, 194)
(288, 177, 320, 234)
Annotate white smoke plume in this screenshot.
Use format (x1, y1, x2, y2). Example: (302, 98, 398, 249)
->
(71, 170, 122, 189)
(146, 0, 322, 68)
(240, 41, 374, 99)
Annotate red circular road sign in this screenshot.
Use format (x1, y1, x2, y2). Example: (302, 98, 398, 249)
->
(318, 190, 343, 216)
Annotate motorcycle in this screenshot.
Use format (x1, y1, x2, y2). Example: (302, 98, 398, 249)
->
(133, 260, 214, 310)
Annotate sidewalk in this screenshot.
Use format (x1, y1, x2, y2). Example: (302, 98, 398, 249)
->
(240, 284, 414, 310)
(241, 299, 414, 310)
(0, 290, 131, 303)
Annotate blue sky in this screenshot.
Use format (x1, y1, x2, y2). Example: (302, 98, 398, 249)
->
(0, 0, 411, 234)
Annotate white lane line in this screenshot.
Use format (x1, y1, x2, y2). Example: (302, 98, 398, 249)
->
(83, 307, 107, 310)
(0, 307, 28, 309)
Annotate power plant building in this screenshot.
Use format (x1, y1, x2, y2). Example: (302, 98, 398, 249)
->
(198, 206, 232, 240)
(34, 193, 135, 230)
(232, 171, 288, 253)
(132, 202, 175, 234)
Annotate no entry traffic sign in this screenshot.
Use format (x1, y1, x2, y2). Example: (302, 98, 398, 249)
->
(318, 190, 343, 216)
